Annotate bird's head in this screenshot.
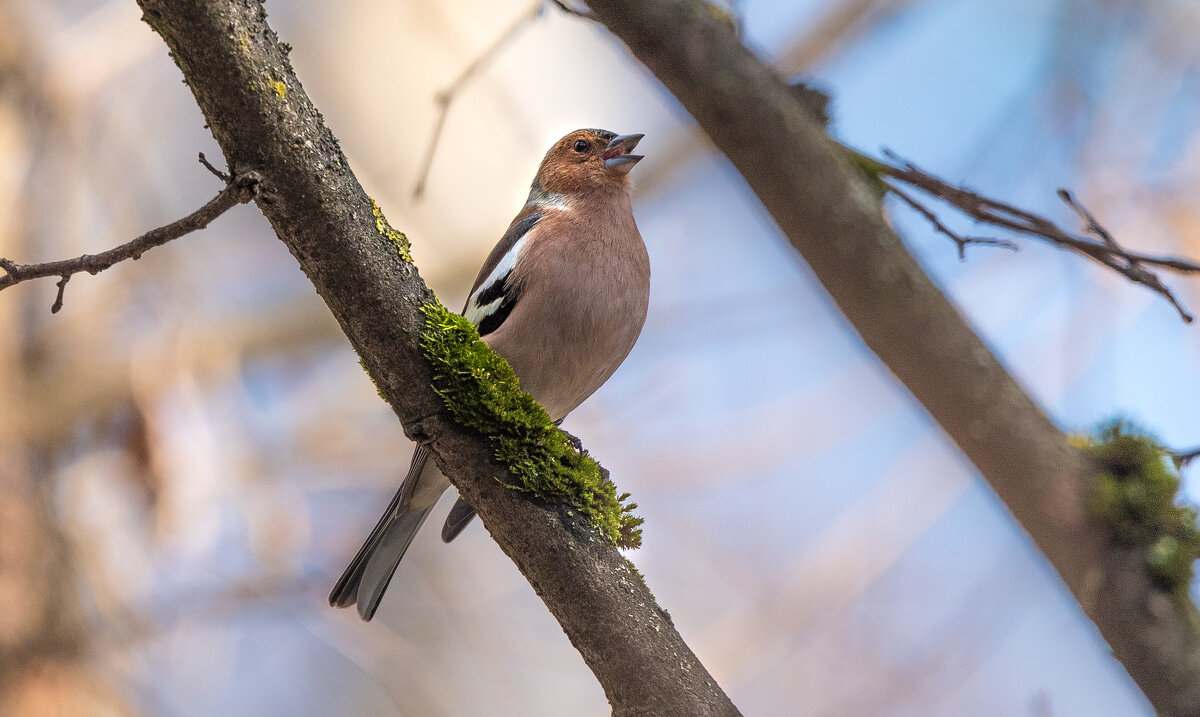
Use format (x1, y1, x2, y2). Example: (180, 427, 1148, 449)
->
(532, 129, 644, 199)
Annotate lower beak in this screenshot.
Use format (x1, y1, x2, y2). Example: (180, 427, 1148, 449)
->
(603, 133, 645, 174)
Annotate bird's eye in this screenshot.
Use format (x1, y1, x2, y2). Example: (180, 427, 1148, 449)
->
(573, 139, 590, 153)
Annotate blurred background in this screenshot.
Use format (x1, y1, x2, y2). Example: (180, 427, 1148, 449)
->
(1, 0, 1198, 714)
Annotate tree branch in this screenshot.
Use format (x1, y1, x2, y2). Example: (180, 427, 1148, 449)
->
(0, 158, 259, 313)
(1172, 447, 1200, 471)
(412, 1, 599, 199)
(412, 2, 546, 199)
(884, 180, 1019, 258)
(867, 150, 1200, 322)
(583, 0, 1200, 714)
(133, 1, 738, 715)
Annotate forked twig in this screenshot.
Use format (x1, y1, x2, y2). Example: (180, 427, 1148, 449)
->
(865, 149, 1200, 322)
(0, 156, 260, 313)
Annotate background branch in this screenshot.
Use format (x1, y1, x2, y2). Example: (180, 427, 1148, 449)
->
(884, 181, 1019, 259)
(0, 163, 258, 312)
(411, 1, 544, 199)
(1173, 447, 1200, 470)
(866, 150, 1200, 322)
(583, 0, 1200, 714)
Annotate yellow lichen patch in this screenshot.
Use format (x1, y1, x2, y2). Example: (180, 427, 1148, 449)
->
(271, 79, 287, 99)
(369, 198, 412, 262)
(704, 2, 737, 31)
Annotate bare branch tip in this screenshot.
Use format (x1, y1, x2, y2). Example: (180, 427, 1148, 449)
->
(198, 152, 230, 182)
(869, 147, 1198, 322)
(1173, 446, 1200, 468)
(51, 275, 69, 314)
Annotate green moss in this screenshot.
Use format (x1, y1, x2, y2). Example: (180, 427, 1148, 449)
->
(842, 148, 889, 199)
(1081, 420, 1200, 596)
(419, 302, 643, 548)
(625, 558, 654, 600)
(357, 358, 386, 401)
(370, 198, 412, 262)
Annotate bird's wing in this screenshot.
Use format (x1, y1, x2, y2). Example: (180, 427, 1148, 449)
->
(462, 209, 542, 337)
(440, 208, 545, 541)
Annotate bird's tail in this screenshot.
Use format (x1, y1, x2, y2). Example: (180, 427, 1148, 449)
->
(440, 495, 477, 543)
(328, 497, 433, 621)
(330, 448, 439, 621)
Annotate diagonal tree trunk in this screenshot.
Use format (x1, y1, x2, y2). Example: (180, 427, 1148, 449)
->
(583, 1, 1200, 714)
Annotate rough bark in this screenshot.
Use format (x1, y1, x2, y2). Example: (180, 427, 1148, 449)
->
(133, 1, 739, 715)
(584, 0, 1200, 714)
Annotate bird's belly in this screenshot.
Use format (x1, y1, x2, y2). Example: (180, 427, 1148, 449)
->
(486, 268, 648, 420)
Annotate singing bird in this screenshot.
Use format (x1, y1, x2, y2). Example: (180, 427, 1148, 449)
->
(330, 129, 651, 621)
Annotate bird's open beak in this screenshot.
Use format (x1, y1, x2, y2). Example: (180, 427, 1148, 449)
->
(603, 133, 645, 174)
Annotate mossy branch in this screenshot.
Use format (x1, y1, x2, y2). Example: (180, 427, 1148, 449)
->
(1079, 422, 1200, 601)
(134, 1, 735, 713)
(419, 303, 643, 547)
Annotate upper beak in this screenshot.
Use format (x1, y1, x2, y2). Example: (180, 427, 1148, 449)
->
(603, 133, 645, 174)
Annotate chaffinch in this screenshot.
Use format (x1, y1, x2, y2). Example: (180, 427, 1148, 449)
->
(330, 129, 651, 621)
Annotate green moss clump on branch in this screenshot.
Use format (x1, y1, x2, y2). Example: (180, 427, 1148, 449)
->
(419, 302, 643, 548)
(1078, 420, 1200, 598)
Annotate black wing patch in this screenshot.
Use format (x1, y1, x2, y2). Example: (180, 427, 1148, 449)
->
(466, 212, 542, 338)
(476, 286, 519, 337)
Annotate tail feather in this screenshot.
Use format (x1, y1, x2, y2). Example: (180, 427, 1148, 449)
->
(328, 501, 433, 620)
(329, 447, 435, 621)
(440, 496, 477, 543)
(354, 505, 433, 621)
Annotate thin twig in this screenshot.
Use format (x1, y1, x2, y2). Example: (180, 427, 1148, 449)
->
(0, 168, 260, 313)
(871, 149, 1200, 323)
(198, 151, 230, 182)
(412, 2, 547, 199)
(1172, 447, 1200, 471)
(1058, 188, 1120, 251)
(51, 275, 69, 313)
(886, 181, 1017, 259)
(1054, 187, 1195, 322)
